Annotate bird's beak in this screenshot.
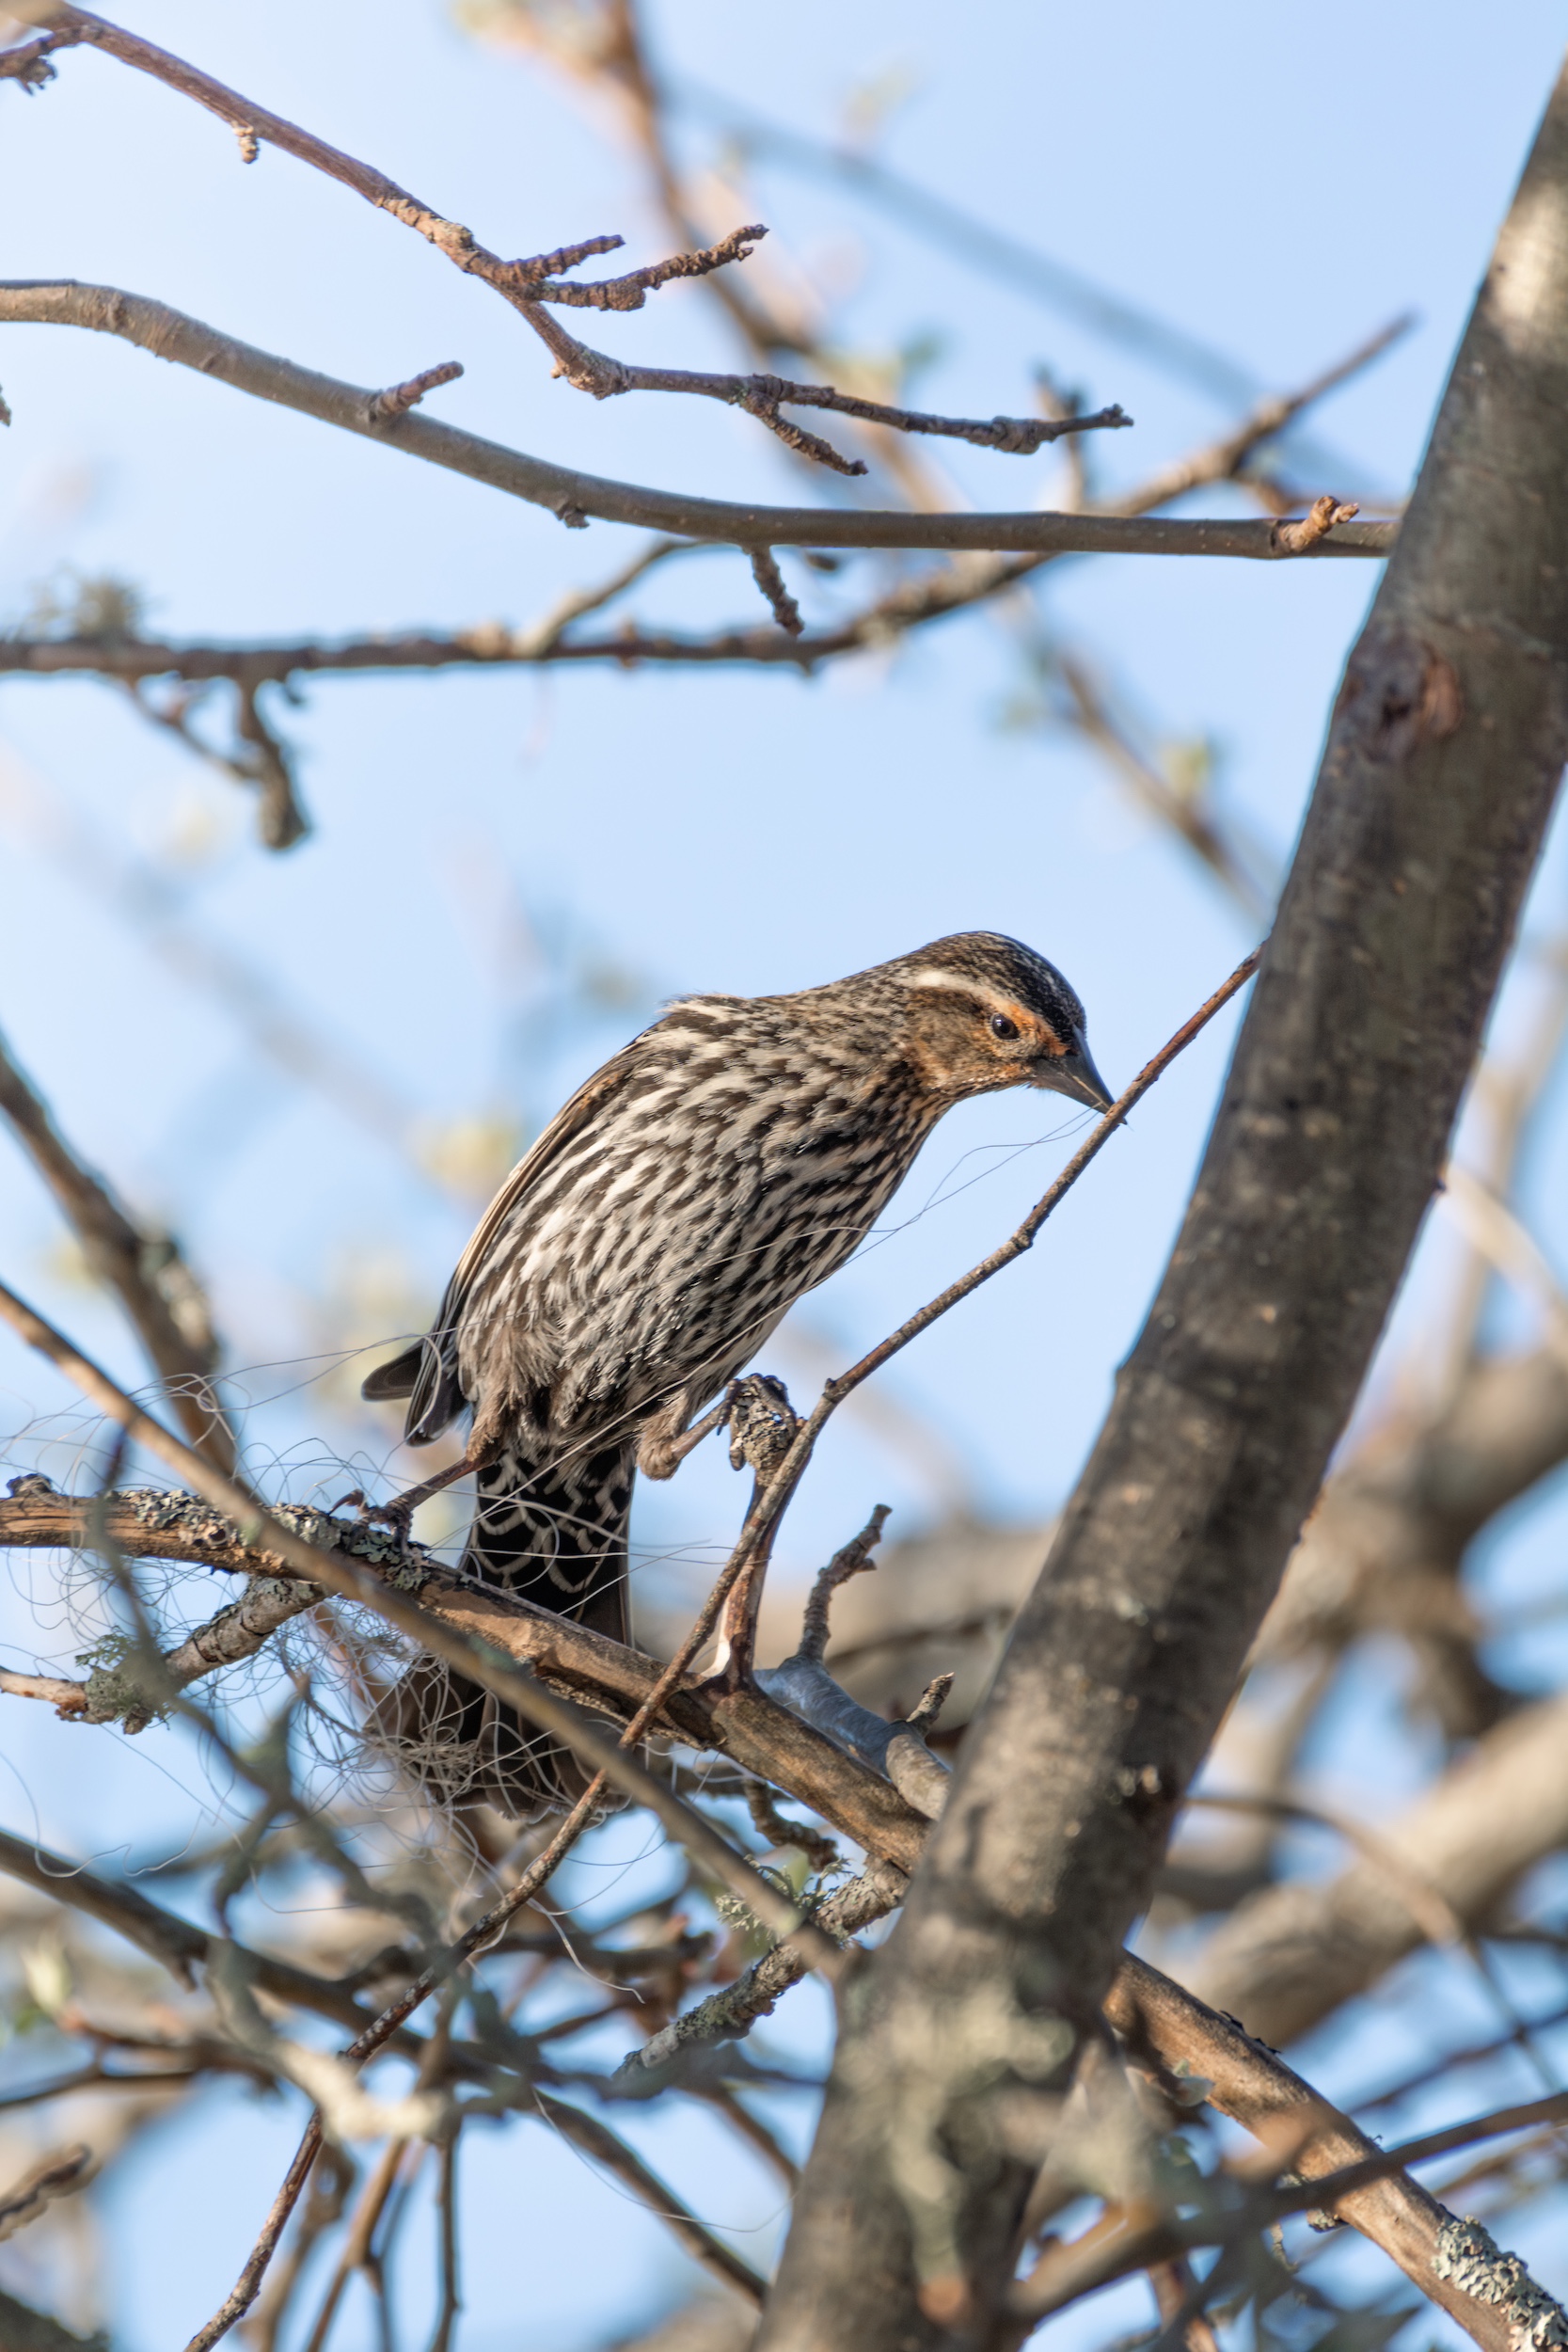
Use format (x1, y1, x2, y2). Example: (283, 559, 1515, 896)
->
(1035, 1028, 1116, 1113)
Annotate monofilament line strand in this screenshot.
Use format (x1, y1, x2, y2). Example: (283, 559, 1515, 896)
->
(734, 942, 1266, 1564)
(0, 1286, 841, 2344)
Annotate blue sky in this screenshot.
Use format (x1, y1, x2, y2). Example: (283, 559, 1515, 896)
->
(2, 3, 1567, 2344)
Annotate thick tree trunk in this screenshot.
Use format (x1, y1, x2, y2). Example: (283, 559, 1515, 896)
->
(759, 55, 1568, 2352)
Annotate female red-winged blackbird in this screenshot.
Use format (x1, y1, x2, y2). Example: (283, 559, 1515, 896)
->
(363, 931, 1108, 1813)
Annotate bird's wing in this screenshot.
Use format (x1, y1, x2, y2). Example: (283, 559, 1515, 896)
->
(362, 1042, 649, 1439)
(447, 1044, 645, 1306)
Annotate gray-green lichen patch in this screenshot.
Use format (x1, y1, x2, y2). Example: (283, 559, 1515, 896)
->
(1433, 2215, 1568, 2348)
(119, 1487, 432, 1584)
(73, 1631, 171, 1731)
(127, 1489, 237, 1550)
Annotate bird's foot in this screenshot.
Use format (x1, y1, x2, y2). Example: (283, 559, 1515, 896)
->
(362, 1496, 416, 1536)
(724, 1375, 800, 1483)
(698, 1378, 802, 1697)
(637, 1376, 801, 1486)
(637, 1394, 731, 1481)
(335, 1451, 478, 1535)
(332, 1486, 416, 1537)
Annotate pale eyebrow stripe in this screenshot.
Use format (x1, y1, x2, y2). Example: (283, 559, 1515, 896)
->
(901, 966, 1021, 1011)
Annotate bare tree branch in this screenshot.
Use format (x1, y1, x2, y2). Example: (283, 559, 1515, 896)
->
(614, 1860, 911, 2090)
(1106, 1954, 1554, 2352)
(1011, 2078, 1568, 2327)
(0, 281, 1394, 559)
(0, 1823, 404, 2033)
(1256, 1342, 1568, 1733)
(124, 674, 309, 849)
(0, 1027, 232, 1468)
(1189, 1690, 1568, 2044)
(0, 8, 1128, 473)
(364, 357, 464, 422)
(0, 1482, 933, 1871)
(747, 548, 803, 635)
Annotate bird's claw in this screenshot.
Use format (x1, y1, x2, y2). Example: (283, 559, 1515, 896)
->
(723, 1375, 800, 1480)
(361, 1497, 416, 1536)
(702, 1377, 801, 1696)
(331, 1486, 414, 1537)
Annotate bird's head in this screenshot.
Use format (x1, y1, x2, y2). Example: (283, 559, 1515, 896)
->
(887, 931, 1113, 1112)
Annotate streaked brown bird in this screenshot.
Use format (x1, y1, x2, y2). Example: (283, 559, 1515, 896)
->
(362, 931, 1110, 1814)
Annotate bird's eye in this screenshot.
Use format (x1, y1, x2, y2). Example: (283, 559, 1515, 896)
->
(990, 1013, 1020, 1041)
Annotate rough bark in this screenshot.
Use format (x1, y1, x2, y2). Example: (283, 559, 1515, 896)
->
(759, 56, 1568, 2352)
(1105, 1956, 1556, 2352)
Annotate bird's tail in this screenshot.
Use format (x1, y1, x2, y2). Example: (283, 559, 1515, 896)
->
(374, 1438, 637, 1820)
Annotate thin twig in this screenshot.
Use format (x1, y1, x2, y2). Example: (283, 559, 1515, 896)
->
(1277, 2089, 1568, 2214)
(298, 2135, 406, 2352)
(614, 1859, 910, 2089)
(366, 359, 463, 423)
(1053, 654, 1275, 921)
(0, 2144, 92, 2240)
(1106, 316, 1412, 515)
(747, 547, 802, 635)
(516, 222, 767, 310)
(533, 2088, 768, 2304)
(743, 1778, 839, 1874)
(1271, 494, 1361, 555)
(3, 12, 1123, 470)
(184, 2121, 325, 2352)
(429, 2130, 460, 2352)
(127, 675, 308, 848)
(0, 1025, 232, 1465)
(1355, 1999, 1568, 2117)
(245, 2145, 356, 2352)
(797, 1507, 892, 1662)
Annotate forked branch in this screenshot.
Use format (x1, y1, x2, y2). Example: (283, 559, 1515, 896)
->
(0, 1029, 233, 1468)
(0, 279, 1390, 559)
(0, 7, 1128, 472)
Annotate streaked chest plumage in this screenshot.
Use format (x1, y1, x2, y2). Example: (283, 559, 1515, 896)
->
(452, 1001, 934, 1436)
